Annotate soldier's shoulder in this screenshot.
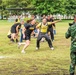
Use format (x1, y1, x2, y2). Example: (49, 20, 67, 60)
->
(71, 24, 76, 28)
(70, 24, 76, 30)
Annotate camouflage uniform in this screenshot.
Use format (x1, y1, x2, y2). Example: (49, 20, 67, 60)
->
(65, 23, 76, 74)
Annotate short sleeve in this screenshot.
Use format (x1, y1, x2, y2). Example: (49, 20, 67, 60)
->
(47, 22, 52, 25)
(24, 23, 30, 29)
(37, 23, 41, 28)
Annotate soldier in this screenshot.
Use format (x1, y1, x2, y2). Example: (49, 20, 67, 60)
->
(36, 18, 60, 50)
(47, 15, 55, 41)
(18, 19, 36, 53)
(65, 15, 76, 75)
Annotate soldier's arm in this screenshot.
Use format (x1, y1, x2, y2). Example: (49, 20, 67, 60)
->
(65, 27, 71, 39)
(36, 23, 41, 28)
(47, 20, 61, 25)
(16, 25, 19, 34)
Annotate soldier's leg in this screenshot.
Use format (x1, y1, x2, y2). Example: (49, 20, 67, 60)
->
(50, 28, 54, 41)
(36, 32, 43, 49)
(70, 52, 75, 75)
(44, 33, 53, 48)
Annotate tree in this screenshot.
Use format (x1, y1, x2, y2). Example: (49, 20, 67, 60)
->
(65, 0, 76, 15)
(32, 0, 66, 15)
(5, 0, 31, 8)
(0, 0, 33, 19)
(1, 0, 76, 20)
(32, 0, 76, 15)
(0, 0, 6, 19)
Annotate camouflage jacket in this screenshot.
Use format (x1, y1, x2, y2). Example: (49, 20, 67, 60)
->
(65, 23, 76, 52)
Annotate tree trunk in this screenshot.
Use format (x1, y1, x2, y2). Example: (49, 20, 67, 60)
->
(1, 10, 3, 20)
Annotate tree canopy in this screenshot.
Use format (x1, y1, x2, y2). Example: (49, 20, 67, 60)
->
(32, 0, 76, 15)
(0, 0, 76, 19)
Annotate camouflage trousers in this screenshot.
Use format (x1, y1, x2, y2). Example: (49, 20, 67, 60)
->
(70, 52, 76, 74)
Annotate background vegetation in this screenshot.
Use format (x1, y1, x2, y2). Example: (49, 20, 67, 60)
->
(0, 0, 76, 19)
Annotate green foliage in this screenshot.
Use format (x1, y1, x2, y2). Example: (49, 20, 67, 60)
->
(32, 0, 66, 15)
(65, 0, 76, 15)
(5, 0, 31, 8)
(0, 0, 33, 19)
(0, 0, 76, 19)
(32, 0, 76, 15)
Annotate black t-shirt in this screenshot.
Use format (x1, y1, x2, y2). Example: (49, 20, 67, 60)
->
(12, 23, 21, 29)
(24, 23, 35, 36)
(47, 18, 53, 28)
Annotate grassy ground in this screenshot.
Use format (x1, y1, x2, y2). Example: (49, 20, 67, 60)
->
(0, 20, 73, 75)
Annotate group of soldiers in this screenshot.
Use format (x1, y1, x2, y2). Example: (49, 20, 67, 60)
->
(7, 14, 76, 75)
(7, 14, 58, 53)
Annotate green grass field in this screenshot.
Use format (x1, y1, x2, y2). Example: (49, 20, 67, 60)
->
(0, 20, 73, 75)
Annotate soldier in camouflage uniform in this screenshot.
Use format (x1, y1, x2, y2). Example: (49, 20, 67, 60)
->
(65, 15, 76, 75)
